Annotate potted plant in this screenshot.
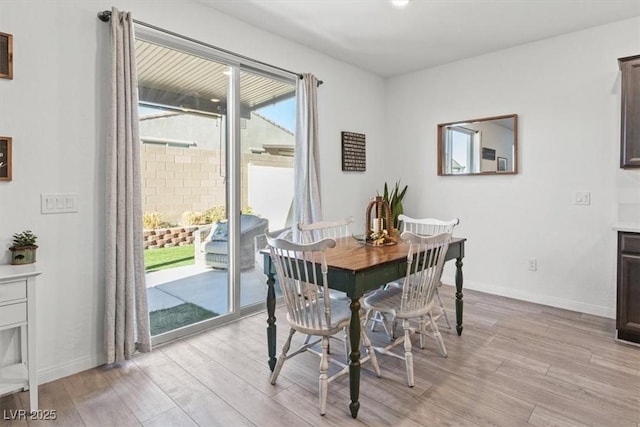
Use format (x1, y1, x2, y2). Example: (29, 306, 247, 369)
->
(9, 230, 38, 265)
(381, 181, 408, 232)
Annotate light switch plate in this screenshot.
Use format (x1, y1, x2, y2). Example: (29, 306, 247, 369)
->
(41, 193, 78, 214)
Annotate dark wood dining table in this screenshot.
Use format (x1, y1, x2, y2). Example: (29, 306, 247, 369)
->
(261, 235, 466, 418)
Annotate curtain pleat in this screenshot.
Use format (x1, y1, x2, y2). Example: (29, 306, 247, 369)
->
(104, 7, 151, 364)
(293, 74, 322, 241)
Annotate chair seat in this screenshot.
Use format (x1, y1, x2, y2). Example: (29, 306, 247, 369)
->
(364, 282, 434, 321)
(364, 286, 402, 313)
(288, 297, 358, 336)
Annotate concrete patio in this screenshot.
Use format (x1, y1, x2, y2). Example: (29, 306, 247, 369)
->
(146, 263, 274, 316)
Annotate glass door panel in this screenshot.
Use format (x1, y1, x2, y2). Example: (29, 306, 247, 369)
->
(239, 69, 295, 309)
(136, 37, 232, 342)
(135, 30, 296, 343)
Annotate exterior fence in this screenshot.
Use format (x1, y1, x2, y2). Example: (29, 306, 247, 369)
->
(141, 144, 293, 226)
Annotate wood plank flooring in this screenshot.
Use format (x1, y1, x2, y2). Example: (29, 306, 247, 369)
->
(1, 287, 639, 426)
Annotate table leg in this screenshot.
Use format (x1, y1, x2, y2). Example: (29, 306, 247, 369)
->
(348, 297, 361, 418)
(455, 256, 464, 336)
(266, 270, 277, 372)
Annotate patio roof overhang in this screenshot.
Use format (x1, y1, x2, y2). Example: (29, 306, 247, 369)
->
(135, 39, 296, 118)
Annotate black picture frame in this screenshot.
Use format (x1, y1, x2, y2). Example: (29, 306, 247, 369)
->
(341, 131, 366, 172)
(482, 147, 496, 161)
(0, 32, 13, 80)
(0, 136, 12, 181)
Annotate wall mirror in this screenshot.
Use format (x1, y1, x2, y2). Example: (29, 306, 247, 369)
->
(437, 114, 518, 176)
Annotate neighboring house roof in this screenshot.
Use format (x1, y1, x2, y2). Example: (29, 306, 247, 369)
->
(253, 112, 293, 136)
(452, 158, 465, 172)
(138, 110, 294, 154)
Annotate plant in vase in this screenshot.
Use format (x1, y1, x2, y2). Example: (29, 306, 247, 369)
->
(9, 230, 38, 265)
(381, 181, 408, 234)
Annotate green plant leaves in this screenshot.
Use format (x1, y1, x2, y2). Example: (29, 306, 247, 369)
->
(380, 181, 407, 229)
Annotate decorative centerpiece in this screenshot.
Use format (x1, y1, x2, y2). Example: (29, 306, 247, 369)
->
(9, 230, 38, 265)
(363, 196, 397, 246)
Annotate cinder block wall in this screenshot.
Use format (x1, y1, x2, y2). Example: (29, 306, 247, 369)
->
(141, 145, 293, 224)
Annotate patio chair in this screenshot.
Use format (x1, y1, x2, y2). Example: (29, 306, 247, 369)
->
(194, 214, 268, 270)
(363, 230, 452, 387)
(266, 230, 380, 415)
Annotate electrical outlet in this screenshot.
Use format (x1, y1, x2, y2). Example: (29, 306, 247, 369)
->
(528, 258, 537, 271)
(575, 191, 591, 205)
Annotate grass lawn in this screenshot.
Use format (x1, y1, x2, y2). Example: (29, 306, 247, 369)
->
(149, 302, 217, 336)
(144, 244, 195, 272)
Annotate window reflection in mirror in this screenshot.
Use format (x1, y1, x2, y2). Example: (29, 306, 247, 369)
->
(438, 114, 518, 176)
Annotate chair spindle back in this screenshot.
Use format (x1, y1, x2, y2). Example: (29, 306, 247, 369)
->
(266, 231, 337, 331)
(400, 231, 452, 315)
(297, 217, 354, 244)
(399, 215, 459, 237)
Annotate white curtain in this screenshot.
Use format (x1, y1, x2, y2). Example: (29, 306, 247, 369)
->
(293, 74, 322, 241)
(104, 7, 151, 363)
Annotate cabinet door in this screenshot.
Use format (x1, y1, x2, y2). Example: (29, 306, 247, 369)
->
(620, 56, 640, 168)
(617, 253, 640, 335)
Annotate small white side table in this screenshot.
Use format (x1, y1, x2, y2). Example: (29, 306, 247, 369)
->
(0, 264, 40, 411)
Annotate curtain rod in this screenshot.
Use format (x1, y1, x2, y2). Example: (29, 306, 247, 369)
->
(97, 10, 323, 86)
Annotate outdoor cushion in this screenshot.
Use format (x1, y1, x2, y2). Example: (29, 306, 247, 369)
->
(209, 221, 229, 241)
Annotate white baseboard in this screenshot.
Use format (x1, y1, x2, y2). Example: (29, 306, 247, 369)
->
(38, 353, 105, 385)
(441, 276, 615, 320)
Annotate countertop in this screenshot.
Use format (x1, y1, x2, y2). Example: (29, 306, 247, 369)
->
(613, 224, 640, 233)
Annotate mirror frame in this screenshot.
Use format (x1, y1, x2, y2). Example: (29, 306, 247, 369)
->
(437, 114, 518, 176)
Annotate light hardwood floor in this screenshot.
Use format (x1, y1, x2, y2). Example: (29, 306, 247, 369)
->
(2, 287, 639, 426)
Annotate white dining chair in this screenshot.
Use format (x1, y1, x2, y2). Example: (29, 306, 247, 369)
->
(298, 217, 359, 356)
(363, 230, 452, 387)
(266, 230, 380, 415)
(297, 217, 354, 300)
(297, 216, 354, 243)
(369, 215, 459, 339)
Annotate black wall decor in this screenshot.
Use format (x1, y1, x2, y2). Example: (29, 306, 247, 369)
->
(482, 147, 496, 161)
(341, 131, 366, 172)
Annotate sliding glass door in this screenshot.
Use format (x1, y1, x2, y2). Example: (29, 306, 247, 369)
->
(239, 69, 295, 311)
(134, 28, 295, 344)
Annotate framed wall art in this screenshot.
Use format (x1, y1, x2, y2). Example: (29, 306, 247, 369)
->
(0, 32, 13, 79)
(0, 137, 12, 181)
(341, 131, 366, 172)
(482, 147, 496, 161)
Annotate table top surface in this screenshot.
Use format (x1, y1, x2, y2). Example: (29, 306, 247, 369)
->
(326, 237, 466, 272)
(324, 236, 465, 273)
(263, 236, 466, 274)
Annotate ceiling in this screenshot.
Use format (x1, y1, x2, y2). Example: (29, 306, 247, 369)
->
(198, 0, 640, 77)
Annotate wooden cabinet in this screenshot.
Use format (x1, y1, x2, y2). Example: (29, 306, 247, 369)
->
(0, 265, 40, 411)
(617, 232, 640, 343)
(619, 55, 640, 168)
